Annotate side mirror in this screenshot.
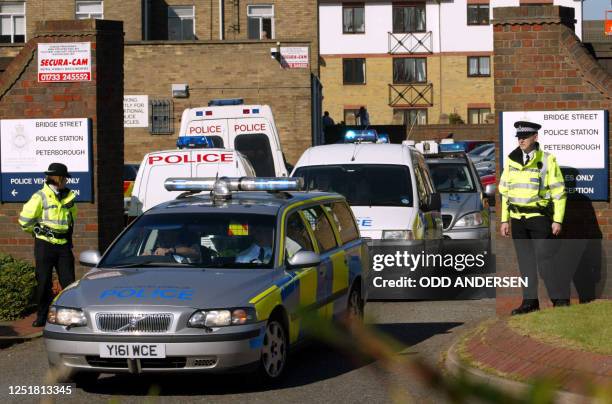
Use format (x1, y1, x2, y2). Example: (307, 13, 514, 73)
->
(287, 251, 321, 270)
(79, 250, 101, 267)
(484, 184, 496, 197)
(422, 192, 441, 212)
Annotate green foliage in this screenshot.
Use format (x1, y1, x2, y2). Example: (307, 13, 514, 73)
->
(0, 253, 36, 321)
(449, 113, 465, 125)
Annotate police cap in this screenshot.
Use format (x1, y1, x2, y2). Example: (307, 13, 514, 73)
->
(45, 162, 71, 178)
(513, 121, 541, 138)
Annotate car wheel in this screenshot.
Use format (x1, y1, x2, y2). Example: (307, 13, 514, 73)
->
(258, 318, 288, 382)
(346, 284, 364, 331)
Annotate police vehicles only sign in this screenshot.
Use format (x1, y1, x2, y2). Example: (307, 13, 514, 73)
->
(0, 118, 92, 202)
(500, 110, 609, 201)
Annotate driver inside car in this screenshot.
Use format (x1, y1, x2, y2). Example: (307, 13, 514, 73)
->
(235, 225, 273, 264)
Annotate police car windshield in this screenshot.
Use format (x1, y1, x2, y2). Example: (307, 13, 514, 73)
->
(294, 164, 413, 207)
(428, 163, 476, 193)
(100, 213, 276, 269)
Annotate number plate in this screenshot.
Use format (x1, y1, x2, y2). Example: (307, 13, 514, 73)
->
(99, 343, 166, 358)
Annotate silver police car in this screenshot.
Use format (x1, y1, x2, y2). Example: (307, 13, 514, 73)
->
(44, 178, 367, 384)
(425, 153, 491, 241)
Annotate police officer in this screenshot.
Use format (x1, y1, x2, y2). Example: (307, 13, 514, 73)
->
(499, 121, 567, 315)
(18, 163, 77, 327)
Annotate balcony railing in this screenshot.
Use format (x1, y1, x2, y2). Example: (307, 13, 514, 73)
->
(388, 32, 433, 54)
(388, 83, 433, 107)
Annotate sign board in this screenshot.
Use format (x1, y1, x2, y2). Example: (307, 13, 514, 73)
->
(500, 110, 609, 201)
(0, 119, 93, 202)
(37, 42, 92, 82)
(124, 95, 149, 127)
(280, 47, 309, 69)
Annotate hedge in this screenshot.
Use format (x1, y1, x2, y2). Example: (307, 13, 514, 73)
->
(0, 253, 36, 321)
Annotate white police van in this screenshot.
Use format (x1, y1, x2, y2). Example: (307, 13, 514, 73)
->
(178, 99, 289, 177)
(291, 130, 442, 242)
(128, 146, 255, 216)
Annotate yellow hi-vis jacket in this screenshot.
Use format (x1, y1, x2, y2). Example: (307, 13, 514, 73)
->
(18, 183, 77, 245)
(499, 145, 566, 223)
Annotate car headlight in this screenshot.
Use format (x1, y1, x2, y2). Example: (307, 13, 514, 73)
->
(454, 212, 484, 228)
(47, 306, 87, 327)
(382, 230, 414, 240)
(188, 308, 257, 328)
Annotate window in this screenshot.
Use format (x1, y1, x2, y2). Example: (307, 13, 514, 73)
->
(429, 163, 476, 192)
(393, 58, 426, 83)
(234, 134, 275, 177)
(327, 202, 359, 244)
(344, 109, 359, 125)
(294, 164, 413, 207)
(467, 4, 489, 25)
(247, 5, 274, 39)
(392, 4, 425, 33)
(0, 2, 24, 43)
(468, 108, 491, 124)
(75, 1, 103, 19)
(343, 4, 365, 34)
(394, 109, 427, 126)
(343, 58, 366, 84)
(301, 206, 338, 253)
(168, 5, 194, 40)
(150, 99, 173, 134)
(468, 56, 490, 77)
(285, 212, 314, 260)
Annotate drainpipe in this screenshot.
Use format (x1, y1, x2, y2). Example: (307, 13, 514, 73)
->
(218, 0, 224, 40)
(438, 0, 443, 122)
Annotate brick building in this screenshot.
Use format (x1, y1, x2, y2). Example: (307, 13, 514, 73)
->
(0, 0, 320, 164)
(318, 0, 582, 127)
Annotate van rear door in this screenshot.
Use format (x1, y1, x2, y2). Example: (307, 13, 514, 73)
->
(141, 151, 192, 212)
(229, 118, 287, 177)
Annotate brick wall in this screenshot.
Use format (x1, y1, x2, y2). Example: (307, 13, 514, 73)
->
(492, 6, 612, 312)
(0, 19, 124, 275)
(123, 41, 314, 164)
(408, 124, 496, 142)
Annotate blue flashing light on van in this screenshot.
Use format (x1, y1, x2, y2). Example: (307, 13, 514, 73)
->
(176, 136, 215, 149)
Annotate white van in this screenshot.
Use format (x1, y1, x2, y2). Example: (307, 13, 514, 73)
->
(178, 100, 289, 177)
(292, 142, 442, 241)
(128, 148, 255, 216)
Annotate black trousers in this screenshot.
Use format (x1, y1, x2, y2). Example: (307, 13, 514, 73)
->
(34, 238, 75, 320)
(511, 215, 565, 300)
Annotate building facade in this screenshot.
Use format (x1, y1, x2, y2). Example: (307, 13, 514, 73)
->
(319, 0, 582, 126)
(0, 0, 319, 163)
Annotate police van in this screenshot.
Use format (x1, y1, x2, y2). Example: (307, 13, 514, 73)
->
(128, 148, 255, 216)
(178, 99, 289, 177)
(291, 130, 442, 242)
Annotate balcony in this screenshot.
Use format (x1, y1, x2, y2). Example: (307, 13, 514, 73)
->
(388, 83, 433, 107)
(388, 32, 433, 54)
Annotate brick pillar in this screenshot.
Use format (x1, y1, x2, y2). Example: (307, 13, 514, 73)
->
(0, 19, 124, 275)
(492, 6, 612, 312)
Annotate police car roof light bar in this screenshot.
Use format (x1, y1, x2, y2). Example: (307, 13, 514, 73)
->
(165, 177, 304, 195)
(176, 136, 214, 149)
(208, 98, 244, 106)
(344, 129, 379, 144)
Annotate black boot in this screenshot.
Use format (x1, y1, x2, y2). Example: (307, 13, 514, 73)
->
(511, 299, 540, 316)
(552, 299, 570, 307)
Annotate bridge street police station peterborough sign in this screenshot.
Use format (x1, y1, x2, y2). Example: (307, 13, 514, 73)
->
(0, 118, 93, 202)
(500, 110, 609, 201)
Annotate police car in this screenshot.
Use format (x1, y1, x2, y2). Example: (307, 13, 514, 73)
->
(421, 141, 491, 241)
(44, 178, 367, 384)
(292, 130, 442, 242)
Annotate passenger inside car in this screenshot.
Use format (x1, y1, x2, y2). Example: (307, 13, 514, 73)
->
(234, 225, 273, 264)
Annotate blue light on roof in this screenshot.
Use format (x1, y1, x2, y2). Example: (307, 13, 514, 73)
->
(439, 142, 468, 152)
(252, 108, 260, 114)
(208, 98, 244, 106)
(377, 134, 390, 144)
(344, 129, 378, 143)
(196, 111, 203, 117)
(176, 136, 214, 149)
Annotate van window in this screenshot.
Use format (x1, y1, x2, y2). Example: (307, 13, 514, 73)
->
(285, 212, 314, 259)
(326, 202, 359, 244)
(205, 136, 224, 148)
(301, 205, 338, 253)
(234, 134, 275, 177)
(294, 164, 413, 207)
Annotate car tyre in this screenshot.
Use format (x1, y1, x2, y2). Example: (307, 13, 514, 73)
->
(256, 317, 288, 383)
(346, 283, 364, 333)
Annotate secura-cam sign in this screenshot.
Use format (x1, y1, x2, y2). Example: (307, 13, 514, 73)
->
(500, 110, 609, 201)
(0, 119, 93, 202)
(37, 42, 92, 82)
